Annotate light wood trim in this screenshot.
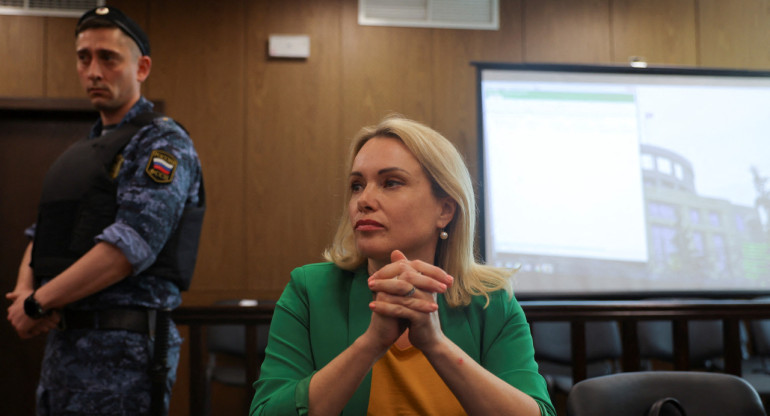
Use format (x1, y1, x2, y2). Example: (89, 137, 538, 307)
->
(612, 0, 697, 66)
(0, 15, 45, 97)
(245, 0, 346, 294)
(45, 17, 82, 98)
(523, 0, 612, 64)
(698, 0, 770, 69)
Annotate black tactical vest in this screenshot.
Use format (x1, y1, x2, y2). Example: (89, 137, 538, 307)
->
(31, 113, 205, 290)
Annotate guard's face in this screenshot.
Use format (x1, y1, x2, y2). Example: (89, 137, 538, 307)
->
(76, 27, 148, 118)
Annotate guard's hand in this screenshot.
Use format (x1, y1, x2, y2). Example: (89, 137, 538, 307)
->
(7, 290, 59, 339)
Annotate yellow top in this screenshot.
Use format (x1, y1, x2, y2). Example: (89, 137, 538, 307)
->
(367, 344, 465, 415)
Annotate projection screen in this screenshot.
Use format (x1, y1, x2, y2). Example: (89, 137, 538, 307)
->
(475, 63, 770, 298)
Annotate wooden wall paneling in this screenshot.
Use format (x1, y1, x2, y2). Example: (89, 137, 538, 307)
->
(340, 0, 434, 137)
(0, 16, 45, 97)
(45, 17, 82, 98)
(612, 0, 697, 66)
(106, 0, 149, 27)
(245, 0, 345, 298)
(698, 0, 770, 69)
(147, 0, 248, 299)
(523, 0, 612, 64)
(431, 0, 524, 185)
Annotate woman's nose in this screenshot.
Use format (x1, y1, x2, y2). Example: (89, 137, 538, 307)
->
(357, 185, 376, 212)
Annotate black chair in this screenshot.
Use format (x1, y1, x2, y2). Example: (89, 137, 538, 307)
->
(204, 299, 271, 415)
(566, 371, 767, 416)
(743, 297, 770, 408)
(637, 319, 726, 369)
(746, 297, 770, 373)
(637, 298, 748, 370)
(532, 321, 622, 395)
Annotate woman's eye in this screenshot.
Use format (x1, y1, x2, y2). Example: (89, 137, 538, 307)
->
(384, 179, 403, 188)
(350, 182, 363, 192)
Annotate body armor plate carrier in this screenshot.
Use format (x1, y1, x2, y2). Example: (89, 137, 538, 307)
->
(31, 112, 205, 290)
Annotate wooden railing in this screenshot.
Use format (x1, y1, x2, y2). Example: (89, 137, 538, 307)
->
(522, 299, 770, 383)
(172, 299, 770, 416)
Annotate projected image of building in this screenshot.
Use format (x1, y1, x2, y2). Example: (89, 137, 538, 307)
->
(640, 144, 768, 287)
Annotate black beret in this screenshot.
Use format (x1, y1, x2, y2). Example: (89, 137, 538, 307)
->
(76, 6, 150, 56)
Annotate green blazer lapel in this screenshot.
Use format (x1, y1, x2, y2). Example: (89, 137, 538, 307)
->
(348, 266, 373, 341)
(345, 266, 374, 414)
(439, 295, 482, 362)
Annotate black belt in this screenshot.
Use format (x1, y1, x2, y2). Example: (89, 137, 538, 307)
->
(59, 308, 157, 335)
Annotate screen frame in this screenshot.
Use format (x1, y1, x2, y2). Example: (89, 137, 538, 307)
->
(472, 62, 770, 300)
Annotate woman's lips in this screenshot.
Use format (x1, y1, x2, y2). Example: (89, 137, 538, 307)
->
(355, 219, 384, 231)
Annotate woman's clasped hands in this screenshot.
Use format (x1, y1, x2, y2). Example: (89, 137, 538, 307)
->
(366, 249, 454, 351)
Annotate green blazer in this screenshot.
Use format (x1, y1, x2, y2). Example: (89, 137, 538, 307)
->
(250, 262, 555, 416)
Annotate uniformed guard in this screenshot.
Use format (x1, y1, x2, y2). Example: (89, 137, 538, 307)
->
(6, 6, 205, 416)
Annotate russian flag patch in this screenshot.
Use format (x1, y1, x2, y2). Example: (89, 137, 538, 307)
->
(145, 149, 178, 183)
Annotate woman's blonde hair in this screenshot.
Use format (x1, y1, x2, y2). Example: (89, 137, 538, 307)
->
(323, 115, 512, 307)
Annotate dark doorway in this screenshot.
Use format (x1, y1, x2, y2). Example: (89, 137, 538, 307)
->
(0, 100, 96, 415)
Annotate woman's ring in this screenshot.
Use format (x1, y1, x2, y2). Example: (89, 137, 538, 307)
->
(405, 286, 416, 297)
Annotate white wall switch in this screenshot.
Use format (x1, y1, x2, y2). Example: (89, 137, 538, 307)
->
(268, 35, 311, 59)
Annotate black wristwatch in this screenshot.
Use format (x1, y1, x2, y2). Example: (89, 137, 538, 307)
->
(23, 292, 47, 319)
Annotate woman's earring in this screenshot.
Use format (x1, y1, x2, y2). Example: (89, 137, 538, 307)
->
(440, 229, 449, 240)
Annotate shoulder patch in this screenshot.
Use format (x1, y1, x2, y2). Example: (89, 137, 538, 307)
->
(145, 149, 177, 183)
(109, 154, 125, 179)
(152, 116, 172, 127)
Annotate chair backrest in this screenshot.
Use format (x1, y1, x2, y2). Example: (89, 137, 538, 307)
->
(207, 299, 271, 357)
(566, 371, 767, 416)
(751, 297, 770, 357)
(637, 298, 739, 366)
(532, 321, 622, 364)
(637, 320, 725, 364)
(751, 320, 770, 356)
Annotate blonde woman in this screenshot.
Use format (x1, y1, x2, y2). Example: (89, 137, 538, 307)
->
(251, 116, 554, 416)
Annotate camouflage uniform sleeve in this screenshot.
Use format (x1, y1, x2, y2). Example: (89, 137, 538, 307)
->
(95, 117, 201, 275)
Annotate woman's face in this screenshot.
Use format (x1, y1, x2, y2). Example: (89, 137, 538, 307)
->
(348, 136, 454, 269)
